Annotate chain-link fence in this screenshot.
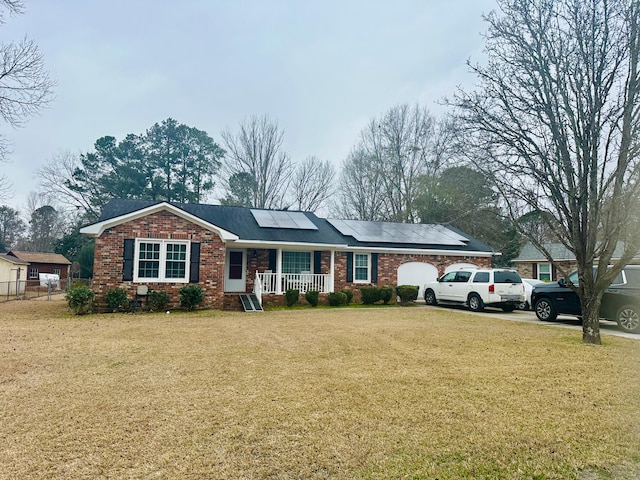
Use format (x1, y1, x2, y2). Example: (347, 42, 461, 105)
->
(0, 278, 91, 303)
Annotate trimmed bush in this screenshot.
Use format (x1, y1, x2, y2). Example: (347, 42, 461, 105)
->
(106, 288, 129, 312)
(396, 285, 419, 306)
(305, 290, 319, 307)
(360, 286, 381, 305)
(285, 289, 300, 307)
(179, 285, 203, 311)
(341, 289, 353, 304)
(66, 284, 95, 315)
(148, 290, 170, 311)
(380, 286, 394, 304)
(328, 291, 347, 306)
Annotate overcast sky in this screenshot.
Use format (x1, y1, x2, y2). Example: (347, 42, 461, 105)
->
(0, 0, 497, 213)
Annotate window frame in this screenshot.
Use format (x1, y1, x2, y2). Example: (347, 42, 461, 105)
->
(282, 251, 312, 274)
(353, 253, 370, 283)
(538, 263, 551, 281)
(28, 267, 39, 279)
(133, 238, 191, 283)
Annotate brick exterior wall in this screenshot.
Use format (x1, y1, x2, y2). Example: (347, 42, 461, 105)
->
(92, 212, 493, 311)
(333, 251, 491, 292)
(93, 211, 226, 310)
(515, 261, 576, 281)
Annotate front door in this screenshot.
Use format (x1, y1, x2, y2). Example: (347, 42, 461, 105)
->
(225, 249, 246, 292)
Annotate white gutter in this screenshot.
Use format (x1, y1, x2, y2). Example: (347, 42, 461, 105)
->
(230, 240, 496, 257)
(345, 246, 497, 256)
(230, 240, 349, 250)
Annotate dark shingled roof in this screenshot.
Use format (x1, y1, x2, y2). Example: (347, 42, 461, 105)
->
(97, 199, 348, 246)
(95, 199, 496, 253)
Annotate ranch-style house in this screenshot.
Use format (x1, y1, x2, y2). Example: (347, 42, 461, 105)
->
(80, 199, 497, 309)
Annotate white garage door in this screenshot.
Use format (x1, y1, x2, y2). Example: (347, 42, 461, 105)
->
(397, 262, 439, 300)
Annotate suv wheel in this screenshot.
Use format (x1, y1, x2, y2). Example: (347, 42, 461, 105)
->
(424, 289, 437, 305)
(468, 293, 484, 312)
(534, 298, 557, 322)
(616, 304, 640, 334)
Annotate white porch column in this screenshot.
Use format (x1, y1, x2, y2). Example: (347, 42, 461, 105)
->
(329, 250, 335, 293)
(276, 247, 283, 294)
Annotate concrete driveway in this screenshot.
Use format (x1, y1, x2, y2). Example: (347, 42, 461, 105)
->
(422, 304, 640, 340)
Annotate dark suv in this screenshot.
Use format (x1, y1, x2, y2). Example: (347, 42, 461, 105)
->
(531, 265, 640, 333)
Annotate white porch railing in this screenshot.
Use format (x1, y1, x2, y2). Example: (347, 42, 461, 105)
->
(255, 271, 331, 294)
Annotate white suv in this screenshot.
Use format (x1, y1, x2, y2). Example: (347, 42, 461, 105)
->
(424, 268, 525, 312)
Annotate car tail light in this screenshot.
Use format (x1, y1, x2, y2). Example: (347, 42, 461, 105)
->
(489, 284, 495, 293)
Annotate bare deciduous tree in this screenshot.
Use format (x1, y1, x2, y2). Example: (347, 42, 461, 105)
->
(453, 0, 640, 344)
(220, 115, 293, 209)
(289, 156, 335, 212)
(337, 104, 453, 222)
(335, 148, 388, 221)
(36, 150, 97, 217)
(0, 0, 54, 199)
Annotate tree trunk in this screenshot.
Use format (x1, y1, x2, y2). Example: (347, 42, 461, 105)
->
(581, 289, 602, 345)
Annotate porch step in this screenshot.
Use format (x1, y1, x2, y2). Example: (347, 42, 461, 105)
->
(239, 294, 263, 312)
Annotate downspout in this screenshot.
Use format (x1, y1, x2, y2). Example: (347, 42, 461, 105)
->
(330, 251, 335, 293)
(276, 248, 283, 294)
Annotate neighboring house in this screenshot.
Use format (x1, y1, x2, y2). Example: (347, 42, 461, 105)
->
(5, 250, 72, 286)
(0, 253, 30, 296)
(80, 199, 498, 309)
(513, 242, 640, 281)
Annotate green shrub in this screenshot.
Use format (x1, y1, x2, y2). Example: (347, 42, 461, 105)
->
(179, 285, 203, 311)
(305, 290, 319, 307)
(66, 284, 95, 315)
(105, 287, 129, 312)
(360, 286, 381, 305)
(148, 290, 170, 311)
(380, 285, 394, 304)
(396, 285, 419, 306)
(328, 291, 347, 306)
(285, 289, 300, 307)
(341, 289, 353, 304)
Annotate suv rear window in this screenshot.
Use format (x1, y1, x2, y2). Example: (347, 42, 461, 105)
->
(625, 267, 640, 286)
(494, 271, 522, 283)
(473, 272, 490, 283)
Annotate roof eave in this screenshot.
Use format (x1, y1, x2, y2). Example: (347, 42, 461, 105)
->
(80, 202, 239, 241)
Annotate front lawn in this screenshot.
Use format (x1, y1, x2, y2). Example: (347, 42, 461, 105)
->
(0, 297, 638, 479)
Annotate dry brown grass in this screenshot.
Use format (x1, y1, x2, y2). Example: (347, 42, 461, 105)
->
(1, 296, 639, 479)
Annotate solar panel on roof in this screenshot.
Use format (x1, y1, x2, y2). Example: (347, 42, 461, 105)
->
(250, 209, 318, 230)
(327, 219, 468, 245)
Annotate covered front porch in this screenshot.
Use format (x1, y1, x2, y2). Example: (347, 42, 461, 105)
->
(224, 245, 336, 297)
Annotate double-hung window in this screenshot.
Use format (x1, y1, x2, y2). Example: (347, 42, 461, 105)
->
(538, 263, 551, 282)
(134, 239, 190, 282)
(354, 253, 370, 283)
